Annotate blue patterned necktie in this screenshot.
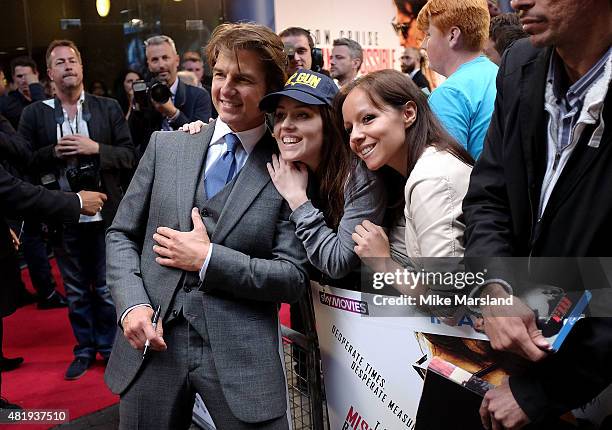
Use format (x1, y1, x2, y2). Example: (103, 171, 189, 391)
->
(205, 133, 240, 198)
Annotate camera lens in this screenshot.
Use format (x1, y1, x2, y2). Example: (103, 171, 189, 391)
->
(149, 82, 171, 104)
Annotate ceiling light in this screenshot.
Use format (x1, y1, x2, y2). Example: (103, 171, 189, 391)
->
(97, 0, 110, 17)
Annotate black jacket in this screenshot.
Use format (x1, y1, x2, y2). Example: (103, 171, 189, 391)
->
(463, 39, 612, 425)
(0, 163, 79, 316)
(0, 114, 31, 177)
(19, 93, 136, 227)
(411, 69, 431, 92)
(0, 83, 46, 130)
(128, 79, 212, 155)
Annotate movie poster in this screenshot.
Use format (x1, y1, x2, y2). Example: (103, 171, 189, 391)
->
(274, 0, 402, 73)
(312, 284, 612, 429)
(312, 284, 486, 430)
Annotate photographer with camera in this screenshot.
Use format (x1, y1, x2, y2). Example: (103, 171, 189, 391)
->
(279, 27, 325, 76)
(19, 39, 137, 381)
(129, 35, 212, 155)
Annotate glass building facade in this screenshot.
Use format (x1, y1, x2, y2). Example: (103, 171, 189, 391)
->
(0, 0, 233, 95)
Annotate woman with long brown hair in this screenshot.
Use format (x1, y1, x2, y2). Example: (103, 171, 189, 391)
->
(261, 69, 387, 284)
(337, 69, 473, 270)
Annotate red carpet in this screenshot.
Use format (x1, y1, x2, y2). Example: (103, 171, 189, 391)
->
(2, 261, 118, 429)
(3, 260, 291, 429)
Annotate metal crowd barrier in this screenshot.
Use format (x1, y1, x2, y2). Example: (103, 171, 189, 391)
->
(281, 292, 329, 430)
(191, 294, 328, 430)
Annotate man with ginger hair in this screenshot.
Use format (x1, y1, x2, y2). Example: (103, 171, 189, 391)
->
(417, 0, 498, 159)
(104, 22, 308, 429)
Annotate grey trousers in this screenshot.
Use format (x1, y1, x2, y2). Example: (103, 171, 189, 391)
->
(118, 314, 290, 430)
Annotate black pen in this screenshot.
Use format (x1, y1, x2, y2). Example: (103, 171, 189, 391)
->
(142, 305, 162, 359)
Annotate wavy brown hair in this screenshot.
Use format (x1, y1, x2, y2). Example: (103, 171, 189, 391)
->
(205, 23, 287, 93)
(335, 69, 473, 177)
(310, 105, 355, 230)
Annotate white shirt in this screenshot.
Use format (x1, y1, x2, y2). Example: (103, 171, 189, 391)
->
(205, 118, 263, 173)
(403, 147, 472, 262)
(169, 77, 179, 98)
(43, 91, 102, 223)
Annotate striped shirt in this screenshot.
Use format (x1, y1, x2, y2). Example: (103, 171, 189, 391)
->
(548, 47, 610, 154)
(538, 47, 611, 216)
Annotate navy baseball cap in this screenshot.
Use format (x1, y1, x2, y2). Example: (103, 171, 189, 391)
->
(259, 69, 338, 112)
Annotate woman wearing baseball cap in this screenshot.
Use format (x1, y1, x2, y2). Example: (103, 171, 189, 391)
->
(181, 69, 407, 285)
(260, 69, 401, 284)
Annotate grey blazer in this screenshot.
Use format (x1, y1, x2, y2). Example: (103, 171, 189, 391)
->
(104, 121, 309, 422)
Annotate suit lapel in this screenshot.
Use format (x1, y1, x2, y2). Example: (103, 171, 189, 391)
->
(518, 48, 551, 226)
(83, 94, 102, 142)
(519, 48, 550, 190)
(176, 121, 215, 231)
(45, 103, 58, 145)
(212, 132, 274, 244)
(174, 80, 186, 110)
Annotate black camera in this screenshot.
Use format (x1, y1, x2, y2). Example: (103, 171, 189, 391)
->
(40, 173, 61, 190)
(65, 161, 100, 192)
(132, 79, 172, 108)
(41, 159, 100, 193)
(311, 48, 324, 73)
(283, 44, 324, 73)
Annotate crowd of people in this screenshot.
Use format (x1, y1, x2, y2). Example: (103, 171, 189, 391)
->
(0, 0, 610, 429)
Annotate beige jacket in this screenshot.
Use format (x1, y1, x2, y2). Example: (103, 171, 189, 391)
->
(404, 147, 472, 262)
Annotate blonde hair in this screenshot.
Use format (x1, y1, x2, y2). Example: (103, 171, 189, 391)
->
(417, 0, 490, 51)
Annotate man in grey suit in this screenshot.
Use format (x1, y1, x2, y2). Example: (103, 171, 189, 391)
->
(104, 23, 309, 429)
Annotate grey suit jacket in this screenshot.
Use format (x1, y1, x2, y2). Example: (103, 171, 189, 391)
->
(104, 121, 309, 422)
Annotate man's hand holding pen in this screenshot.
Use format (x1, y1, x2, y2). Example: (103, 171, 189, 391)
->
(122, 305, 167, 352)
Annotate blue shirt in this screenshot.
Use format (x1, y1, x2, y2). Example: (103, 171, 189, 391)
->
(429, 55, 498, 159)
